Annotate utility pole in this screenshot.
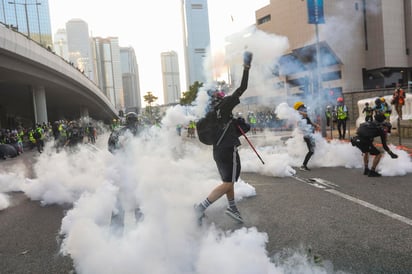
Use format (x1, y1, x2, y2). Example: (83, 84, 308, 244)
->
(307, 0, 326, 136)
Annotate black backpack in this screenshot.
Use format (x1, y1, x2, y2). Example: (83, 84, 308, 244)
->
(196, 109, 230, 146)
(33, 130, 41, 139)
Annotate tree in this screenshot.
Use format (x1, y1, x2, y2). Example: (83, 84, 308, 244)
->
(180, 81, 203, 105)
(143, 91, 158, 106)
(143, 91, 158, 125)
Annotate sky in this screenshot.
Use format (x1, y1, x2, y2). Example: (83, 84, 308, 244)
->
(48, 0, 270, 105)
(1, 100, 412, 273)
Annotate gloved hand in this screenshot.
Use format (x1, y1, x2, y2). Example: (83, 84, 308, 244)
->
(243, 51, 253, 68)
(388, 151, 398, 159)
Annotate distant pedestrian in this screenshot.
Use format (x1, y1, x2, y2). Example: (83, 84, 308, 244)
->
(362, 102, 373, 122)
(391, 86, 406, 120)
(335, 97, 348, 140)
(325, 105, 332, 128)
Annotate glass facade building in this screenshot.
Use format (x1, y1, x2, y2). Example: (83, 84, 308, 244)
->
(181, 0, 211, 89)
(120, 47, 142, 112)
(161, 51, 181, 104)
(92, 37, 124, 111)
(0, 0, 52, 47)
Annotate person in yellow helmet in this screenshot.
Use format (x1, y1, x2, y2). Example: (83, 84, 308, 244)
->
(294, 101, 320, 171)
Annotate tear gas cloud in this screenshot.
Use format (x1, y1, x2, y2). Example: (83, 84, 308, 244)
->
(1, 29, 412, 274)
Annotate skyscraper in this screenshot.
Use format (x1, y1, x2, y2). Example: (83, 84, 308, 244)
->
(53, 28, 69, 60)
(161, 51, 181, 104)
(120, 47, 142, 113)
(92, 36, 124, 111)
(0, 0, 52, 48)
(65, 19, 94, 81)
(181, 0, 211, 89)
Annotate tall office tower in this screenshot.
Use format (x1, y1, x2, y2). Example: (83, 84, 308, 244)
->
(0, 0, 52, 48)
(53, 28, 69, 60)
(181, 0, 211, 89)
(92, 37, 124, 111)
(161, 51, 181, 104)
(65, 19, 94, 81)
(255, 0, 412, 97)
(120, 47, 142, 113)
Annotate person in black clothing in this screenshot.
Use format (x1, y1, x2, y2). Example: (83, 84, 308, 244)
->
(64, 121, 84, 148)
(362, 102, 373, 122)
(108, 112, 139, 153)
(195, 51, 253, 224)
(352, 113, 398, 177)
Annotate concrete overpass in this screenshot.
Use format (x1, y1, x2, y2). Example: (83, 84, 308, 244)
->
(0, 23, 118, 129)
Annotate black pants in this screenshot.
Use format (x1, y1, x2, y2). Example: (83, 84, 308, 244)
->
(303, 136, 315, 167)
(337, 119, 347, 139)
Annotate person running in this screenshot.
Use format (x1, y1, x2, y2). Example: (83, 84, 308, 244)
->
(294, 101, 320, 171)
(194, 51, 253, 225)
(351, 113, 398, 177)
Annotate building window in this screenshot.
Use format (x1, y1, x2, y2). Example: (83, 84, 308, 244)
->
(257, 15, 271, 25)
(322, 70, 342, 81)
(194, 48, 206, 53)
(192, 4, 202, 9)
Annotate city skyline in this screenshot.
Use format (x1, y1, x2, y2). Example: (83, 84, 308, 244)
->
(48, 0, 269, 104)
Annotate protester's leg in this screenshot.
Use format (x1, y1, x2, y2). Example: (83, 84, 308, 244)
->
(207, 182, 233, 202)
(363, 153, 369, 175)
(337, 120, 342, 139)
(368, 145, 382, 177)
(342, 120, 347, 139)
(371, 154, 382, 172)
(301, 137, 314, 170)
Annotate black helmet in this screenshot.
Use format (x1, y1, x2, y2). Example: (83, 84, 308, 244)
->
(374, 113, 385, 123)
(125, 112, 138, 126)
(375, 98, 382, 106)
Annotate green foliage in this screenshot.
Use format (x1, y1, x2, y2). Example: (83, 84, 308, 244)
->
(180, 81, 203, 105)
(143, 91, 158, 106)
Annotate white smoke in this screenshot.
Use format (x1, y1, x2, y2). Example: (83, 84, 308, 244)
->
(1, 28, 411, 274)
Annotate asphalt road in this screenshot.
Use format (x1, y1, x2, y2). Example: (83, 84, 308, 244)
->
(1, 151, 412, 273)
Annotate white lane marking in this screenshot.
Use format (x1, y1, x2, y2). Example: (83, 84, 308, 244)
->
(326, 188, 412, 227)
(293, 176, 412, 227)
(309, 178, 339, 188)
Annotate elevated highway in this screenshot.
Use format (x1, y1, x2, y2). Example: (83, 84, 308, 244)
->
(0, 23, 118, 128)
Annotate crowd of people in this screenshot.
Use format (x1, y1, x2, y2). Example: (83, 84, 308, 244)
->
(0, 120, 99, 159)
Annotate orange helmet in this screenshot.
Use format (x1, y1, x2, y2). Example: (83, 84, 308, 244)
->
(337, 97, 344, 102)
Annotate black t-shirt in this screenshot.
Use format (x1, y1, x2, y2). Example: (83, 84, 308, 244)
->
(212, 67, 249, 149)
(213, 95, 241, 149)
(356, 122, 390, 151)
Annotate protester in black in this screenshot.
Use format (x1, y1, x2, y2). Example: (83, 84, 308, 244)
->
(352, 113, 398, 177)
(108, 112, 139, 153)
(362, 102, 373, 122)
(195, 51, 252, 224)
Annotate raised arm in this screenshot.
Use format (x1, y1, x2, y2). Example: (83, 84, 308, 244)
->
(232, 51, 253, 98)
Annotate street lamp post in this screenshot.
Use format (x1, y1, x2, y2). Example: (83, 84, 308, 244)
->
(8, 1, 41, 39)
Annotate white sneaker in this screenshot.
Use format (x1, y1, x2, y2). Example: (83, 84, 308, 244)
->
(225, 207, 244, 223)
